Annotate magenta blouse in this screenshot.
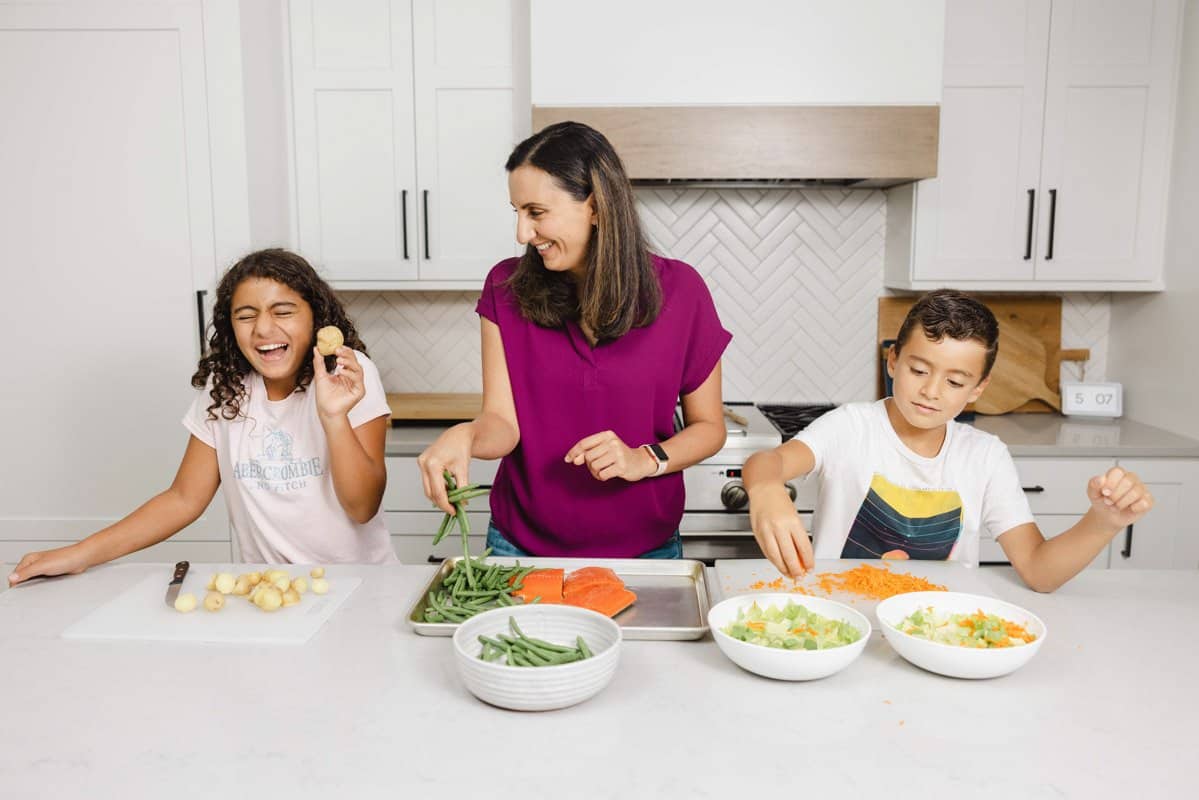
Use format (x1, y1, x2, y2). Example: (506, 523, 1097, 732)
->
(475, 254, 732, 556)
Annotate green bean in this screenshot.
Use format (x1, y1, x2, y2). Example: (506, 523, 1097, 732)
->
(447, 487, 490, 504)
(443, 469, 458, 491)
(432, 512, 453, 545)
(456, 502, 471, 535)
(577, 636, 593, 659)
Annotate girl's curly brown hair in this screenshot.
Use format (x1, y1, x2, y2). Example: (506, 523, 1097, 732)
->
(191, 248, 368, 420)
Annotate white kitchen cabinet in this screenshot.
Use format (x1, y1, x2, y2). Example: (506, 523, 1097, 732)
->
(886, 0, 1182, 291)
(1109, 459, 1199, 570)
(289, 0, 527, 289)
(0, 2, 243, 551)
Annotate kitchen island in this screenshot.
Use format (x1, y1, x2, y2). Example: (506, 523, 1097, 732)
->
(1, 564, 1194, 798)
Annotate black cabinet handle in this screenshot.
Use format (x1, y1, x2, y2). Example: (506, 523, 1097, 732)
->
(1022, 485, 1045, 493)
(1023, 189, 1035, 260)
(1120, 524, 1134, 559)
(195, 290, 207, 355)
(422, 189, 430, 260)
(1046, 188, 1057, 259)
(401, 190, 409, 260)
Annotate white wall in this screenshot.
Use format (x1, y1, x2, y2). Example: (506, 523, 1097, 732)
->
(1108, 0, 1199, 439)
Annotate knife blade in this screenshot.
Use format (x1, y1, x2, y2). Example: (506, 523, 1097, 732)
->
(164, 560, 190, 608)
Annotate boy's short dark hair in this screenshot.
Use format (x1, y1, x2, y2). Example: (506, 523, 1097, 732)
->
(894, 289, 1000, 380)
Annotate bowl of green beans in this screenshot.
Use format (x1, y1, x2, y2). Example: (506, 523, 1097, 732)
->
(452, 604, 622, 711)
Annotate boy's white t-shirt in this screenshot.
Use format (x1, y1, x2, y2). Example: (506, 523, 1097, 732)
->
(794, 400, 1035, 565)
(183, 351, 398, 564)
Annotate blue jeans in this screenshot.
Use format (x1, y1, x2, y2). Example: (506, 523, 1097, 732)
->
(485, 520, 683, 559)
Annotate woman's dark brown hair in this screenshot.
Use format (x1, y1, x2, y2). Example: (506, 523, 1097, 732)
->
(504, 121, 661, 342)
(191, 248, 367, 420)
(894, 289, 1000, 379)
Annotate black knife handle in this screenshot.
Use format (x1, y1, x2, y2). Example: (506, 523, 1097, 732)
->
(171, 560, 190, 584)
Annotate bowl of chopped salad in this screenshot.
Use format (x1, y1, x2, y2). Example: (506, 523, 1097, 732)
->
(875, 592, 1047, 679)
(707, 594, 871, 681)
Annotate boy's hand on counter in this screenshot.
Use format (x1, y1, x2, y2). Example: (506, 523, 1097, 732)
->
(749, 485, 814, 578)
(1086, 466, 1154, 530)
(564, 431, 655, 482)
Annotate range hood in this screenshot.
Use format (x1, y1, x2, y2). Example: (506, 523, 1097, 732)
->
(531, 105, 939, 189)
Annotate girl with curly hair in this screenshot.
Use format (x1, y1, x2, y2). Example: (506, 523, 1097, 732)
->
(9, 249, 394, 586)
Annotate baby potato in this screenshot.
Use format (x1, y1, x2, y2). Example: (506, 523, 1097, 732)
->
(264, 569, 288, 583)
(214, 573, 236, 595)
(204, 591, 225, 612)
(272, 576, 290, 592)
(173, 592, 197, 613)
(233, 575, 252, 596)
(311, 578, 330, 595)
(247, 572, 262, 586)
(254, 587, 283, 612)
(206, 574, 217, 591)
(291, 577, 308, 595)
(309, 567, 325, 579)
(315, 326, 344, 357)
(282, 588, 301, 607)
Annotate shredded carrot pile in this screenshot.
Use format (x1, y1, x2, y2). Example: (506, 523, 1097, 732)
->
(813, 563, 947, 600)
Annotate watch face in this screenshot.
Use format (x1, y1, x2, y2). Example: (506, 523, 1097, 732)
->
(649, 443, 668, 462)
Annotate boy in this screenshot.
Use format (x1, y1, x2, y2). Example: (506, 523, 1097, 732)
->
(743, 289, 1153, 592)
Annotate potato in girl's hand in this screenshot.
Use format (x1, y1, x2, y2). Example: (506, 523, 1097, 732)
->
(316, 325, 344, 356)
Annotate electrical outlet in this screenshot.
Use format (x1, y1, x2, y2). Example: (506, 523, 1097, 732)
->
(1061, 382, 1123, 418)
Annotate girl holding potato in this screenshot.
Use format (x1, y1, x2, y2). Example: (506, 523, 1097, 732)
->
(418, 122, 732, 558)
(8, 249, 395, 587)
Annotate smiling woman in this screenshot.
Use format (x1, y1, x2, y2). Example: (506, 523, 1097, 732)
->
(417, 122, 733, 559)
(7, 249, 397, 588)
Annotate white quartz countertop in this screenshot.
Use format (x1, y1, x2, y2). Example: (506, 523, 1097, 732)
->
(386, 415, 1199, 459)
(1, 563, 1195, 797)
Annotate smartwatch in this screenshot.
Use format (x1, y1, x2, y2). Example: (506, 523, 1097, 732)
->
(642, 443, 669, 477)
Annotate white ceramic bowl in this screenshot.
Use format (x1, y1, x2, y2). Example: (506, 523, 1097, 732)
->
(452, 604, 621, 711)
(707, 593, 871, 681)
(875, 591, 1047, 679)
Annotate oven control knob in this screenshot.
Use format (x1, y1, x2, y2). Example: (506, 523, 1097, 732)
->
(784, 483, 798, 502)
(721, 481, 749, 511)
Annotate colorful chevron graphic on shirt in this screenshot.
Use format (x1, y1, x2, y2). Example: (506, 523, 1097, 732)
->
(839, 473, 963, 560)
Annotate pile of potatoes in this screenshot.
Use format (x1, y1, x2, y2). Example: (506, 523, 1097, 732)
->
(172, 567, 329, 613)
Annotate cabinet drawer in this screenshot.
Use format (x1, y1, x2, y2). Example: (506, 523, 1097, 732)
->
(1013, 458, 1113, 514)
(980, 514, 1110, 569)
(383, 457, 500, 512)
(391, 535, 486, 565)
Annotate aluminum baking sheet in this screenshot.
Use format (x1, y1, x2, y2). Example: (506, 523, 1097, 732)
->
(408, 556, 712, 640)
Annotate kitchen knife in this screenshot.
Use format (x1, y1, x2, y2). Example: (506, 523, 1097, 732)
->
(164, 560, 189, 608)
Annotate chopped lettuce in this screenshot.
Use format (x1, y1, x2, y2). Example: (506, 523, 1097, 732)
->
(722, 600, 862, 650)
(895, 606, 1037, 649)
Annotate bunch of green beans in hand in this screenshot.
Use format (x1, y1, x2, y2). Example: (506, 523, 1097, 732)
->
(433, 469, 490, 554)
(478, 616, 595, 667)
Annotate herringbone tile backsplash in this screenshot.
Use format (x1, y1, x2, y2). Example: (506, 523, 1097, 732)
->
(343, 189, 1110, 399)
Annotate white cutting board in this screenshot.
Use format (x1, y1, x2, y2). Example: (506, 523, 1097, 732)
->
(61, 564, 361, 645)
(715, 559, 995, 629)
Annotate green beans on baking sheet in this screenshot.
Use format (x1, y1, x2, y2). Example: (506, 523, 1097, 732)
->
(477, 616, 594, 667)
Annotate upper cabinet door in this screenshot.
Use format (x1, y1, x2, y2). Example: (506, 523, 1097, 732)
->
(290, 0, 419, 281)
(1036, 0, 1181, 284)
(912, 0, 1051, 282)
(411, 0, 525, 281)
